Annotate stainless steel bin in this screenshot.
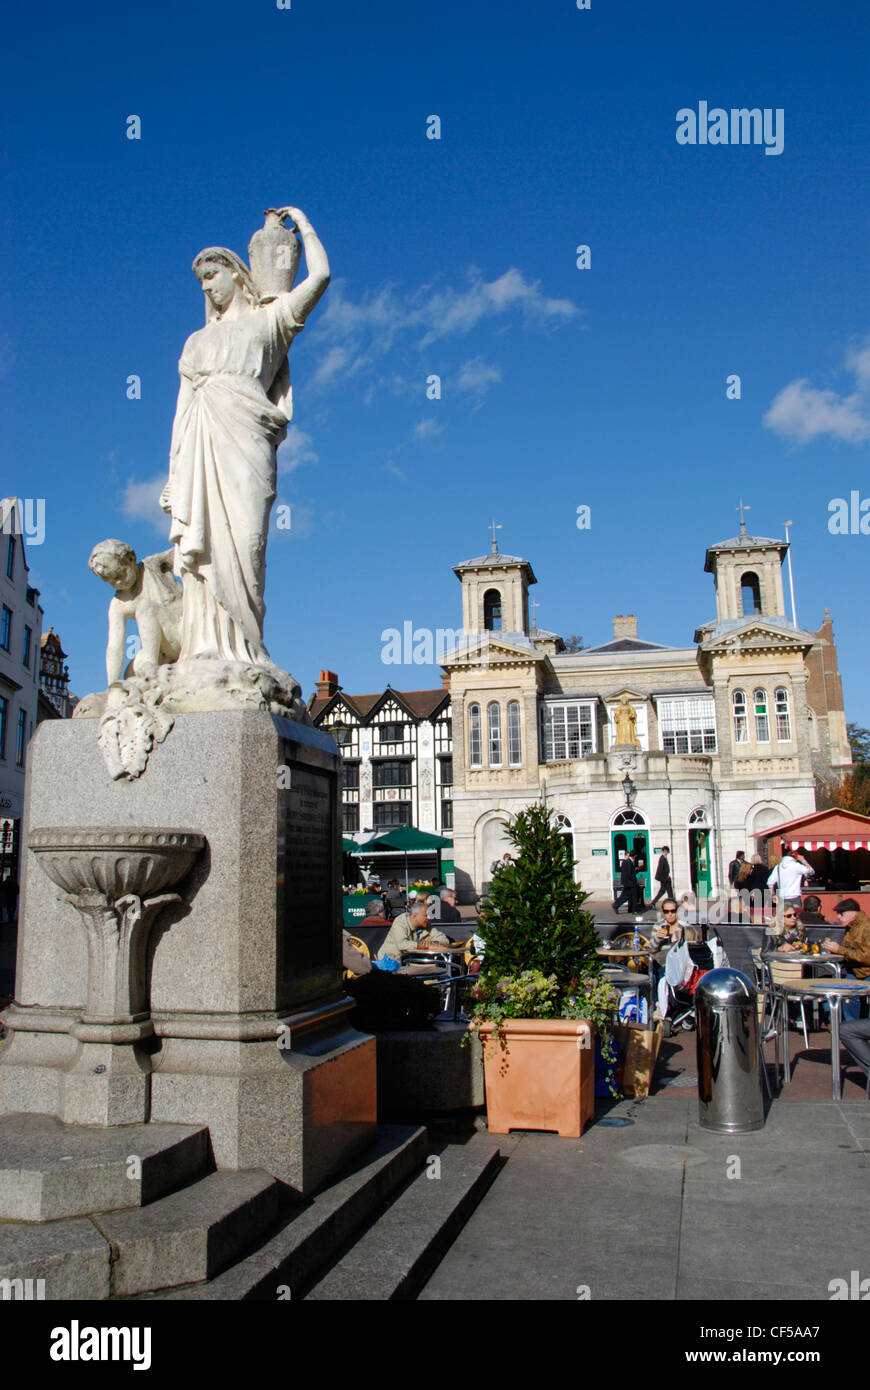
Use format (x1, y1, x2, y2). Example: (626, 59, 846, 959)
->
(695, 968, 764, 1133)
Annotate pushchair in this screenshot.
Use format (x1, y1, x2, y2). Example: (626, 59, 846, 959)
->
(659, 935, 726, 1037)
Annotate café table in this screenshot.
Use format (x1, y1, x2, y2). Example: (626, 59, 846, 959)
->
(758, 948, 841, 1082)
(772, 978, 870, 1097)
(596, 945, 660, 1022)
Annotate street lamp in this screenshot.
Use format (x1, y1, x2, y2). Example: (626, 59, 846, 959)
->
(622, 772, 636, 806)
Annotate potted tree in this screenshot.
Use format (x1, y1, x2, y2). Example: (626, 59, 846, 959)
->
(468, 804, 617, 1137)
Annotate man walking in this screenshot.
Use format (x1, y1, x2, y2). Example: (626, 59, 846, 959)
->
(651, 846, 673, 908)
(728, 850, 746, 889)
(612, 850, 642, 914)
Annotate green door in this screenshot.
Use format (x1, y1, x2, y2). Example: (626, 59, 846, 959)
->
(690, 829, 711, 897)
(611, 830, 651, 903)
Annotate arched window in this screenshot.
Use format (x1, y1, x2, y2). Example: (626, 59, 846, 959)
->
(774, 686, 791, 741)
(483, 588, 502, 631)
(507, 700, 522, 766)
(554, 812, 574, 866)
(688, 806, 710, 826)
(741, 572, 761, 616)
(612, 808, 647, 827)
(467, 703, 482, 768)
(753, 688, 769, 743)
(732, 689, 748, 744)
(487, 702, 502, 766)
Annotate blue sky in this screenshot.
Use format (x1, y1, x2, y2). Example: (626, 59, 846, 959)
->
(4, 0, 869, 722)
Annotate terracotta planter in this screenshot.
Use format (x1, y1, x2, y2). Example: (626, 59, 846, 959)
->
(478, 1018, 595, 1138)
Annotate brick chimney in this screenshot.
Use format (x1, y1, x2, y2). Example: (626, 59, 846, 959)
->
(316, 670, 340, 699)
(613, 614, 638, 640)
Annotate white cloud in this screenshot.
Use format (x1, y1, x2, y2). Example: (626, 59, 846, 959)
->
(413, 419, 444, 441)
(384, 462, 406, 481)
(309, 267, 578, 392)
(456, 356, 503, 397)
(277, 426, 319, 473)
(764, 339, 870, 445)
(120, 474, 166, 530)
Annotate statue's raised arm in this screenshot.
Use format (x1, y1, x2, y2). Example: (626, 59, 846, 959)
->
(275, 207, 330, 324)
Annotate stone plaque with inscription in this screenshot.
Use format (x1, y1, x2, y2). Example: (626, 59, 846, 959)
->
(278, 755, 339, 980)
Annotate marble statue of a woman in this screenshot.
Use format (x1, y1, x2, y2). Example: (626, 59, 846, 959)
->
(75, 207, 329, 754)
(161, 206, 329, 686)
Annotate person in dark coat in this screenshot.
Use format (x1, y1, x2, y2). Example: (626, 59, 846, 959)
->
(437, 888, 462, 923)
(612, 850, 642, 914)
(650, 846, 673, 908)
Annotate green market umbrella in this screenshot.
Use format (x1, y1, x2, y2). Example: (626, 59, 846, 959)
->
(357, 825, 453, 894)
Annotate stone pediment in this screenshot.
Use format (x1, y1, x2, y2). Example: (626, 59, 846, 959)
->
(603, 687, 647, 703)
(441, 633, 546, 668)
(697, 621, 814, 655)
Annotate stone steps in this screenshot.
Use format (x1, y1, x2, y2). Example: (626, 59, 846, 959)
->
(305, 1133, 503, 1300)
(0, 1113, 210, 1221)
(93, 1170, 281, 1296)
(157, 1123, 429, 1299)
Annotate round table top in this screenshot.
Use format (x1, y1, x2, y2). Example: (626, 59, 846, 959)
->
(779, 978, 870, 996)
(597, 946, 657, 958)
(759, 950, 840, 965)
(400, 944, 468, 957)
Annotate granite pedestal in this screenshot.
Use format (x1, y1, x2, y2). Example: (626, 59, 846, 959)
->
(0, 711, 376, 1195)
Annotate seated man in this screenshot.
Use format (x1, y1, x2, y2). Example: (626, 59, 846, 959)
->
(359, 898, 390, 927)
(438, 887, 462, 923)
(840, 1016, 870, 1076)
(342, 931, 372, 976)
(377, 899, 450, 963)
(822, 899, 870, 1020)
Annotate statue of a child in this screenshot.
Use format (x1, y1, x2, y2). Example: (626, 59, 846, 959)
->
(88, 539, 182, 685)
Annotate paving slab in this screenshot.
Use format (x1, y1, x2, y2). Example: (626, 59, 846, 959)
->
(419, 1093, 870, 1301)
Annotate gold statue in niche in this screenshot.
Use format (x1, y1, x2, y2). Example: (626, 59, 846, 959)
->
(613, 696, 640, 747)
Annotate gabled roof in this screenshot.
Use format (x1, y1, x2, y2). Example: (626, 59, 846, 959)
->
(581, 637, 672, 654)
(440, 632, 547, 665)
(694, 616, 816, 648)
(309, 687, 449, 723)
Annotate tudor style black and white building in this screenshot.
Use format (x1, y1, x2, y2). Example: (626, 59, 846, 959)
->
(308, 672, 453, 837)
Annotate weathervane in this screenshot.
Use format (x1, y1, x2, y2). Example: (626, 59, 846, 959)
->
(489, 519, 502, 554)
(737, 498, 751, 537)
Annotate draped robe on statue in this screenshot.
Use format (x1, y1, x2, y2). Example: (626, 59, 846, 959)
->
(167, 295, 303, 665)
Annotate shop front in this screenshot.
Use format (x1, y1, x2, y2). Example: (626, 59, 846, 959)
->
(759, 808, 870, 916)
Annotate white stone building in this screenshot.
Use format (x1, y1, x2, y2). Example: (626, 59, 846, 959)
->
(442, 525, 851, 903)
(0, 500, 44, 881)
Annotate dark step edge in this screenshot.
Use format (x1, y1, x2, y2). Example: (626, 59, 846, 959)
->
(94, 1171, 283, 1297)
(152, 1124, 429, 1299)
(306, 1143, 503, 1302)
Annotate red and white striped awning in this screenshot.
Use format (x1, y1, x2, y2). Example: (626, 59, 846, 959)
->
(785, 839, 869, 851)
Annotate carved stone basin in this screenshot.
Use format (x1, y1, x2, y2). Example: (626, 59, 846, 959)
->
(28, 827, 205, 900)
